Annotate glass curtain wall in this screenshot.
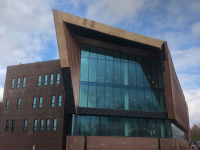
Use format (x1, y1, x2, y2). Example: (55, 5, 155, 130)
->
(79, 44, 167, 112)
(70, 115, 172, 138)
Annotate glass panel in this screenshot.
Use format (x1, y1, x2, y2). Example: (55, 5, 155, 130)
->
(129, 86, 137, 110)
(90, 46, 97, 58)
(114, 84, 121, 109)
(151, 66, 158, 88)
(50, 74, 54, 85)
(122, 85, 129, 110)
(137, 87, 144, 111)
(53, 119, 57, 131)
(105, 84, 113, 109)
(129, 55, 136, 63)
(136, 63, 144, 87)
(98, 47, 105, 59)
(97, 59, 105, 83)
(165, 120, 172, 138)
(88, 82, 96, 107)
(156, 119, 165, 137)
(89, 59, 97, 82)
(46, 119, 50, 131)
(114, 61, 120, 84)
(57, 73, 60, 84)
(138, 119, 147, 137)
(39, 97, 43, 108)
(17, 78, 20, 88)
(106, 60, 113, 83)
(114, 51, 120, 61)
(23, 77, 26, 87)
(129, 63, 136, 86)
(121, 62, 128, 85)
(143, 58, 151, 65)
(79, 82, 88, 107)
(52, 96, 55, 107)
(136, 56, 143, 64)
(133, 118, 138, 137)
(148, 119, 156, 137)
(151, 60, 157, 66)
(106, 49, 113, 60)
(110, 117, 119, 136)
(90, 116, 100, 135)
(100, 116, 109, 136)
(11, 78, 15, 88)
(144, 88, 153, 111)
(58, 95, 62, 107)
(80, 58, 89, 81)
(17, 98, 21, 109)
(96, 83, 105, 108)
(158, 67, 164, 88)
(81, 44, 89, 57)
(143, 65, 151, 87)
(119, 117, 125, 136)
(121, 53, 128, 62)
(78, 115, 90, 135)
(44, 75, 48, 85)
(160, 92, 167, 112)
(152, 91, 160, 112)
(38, 76, 41, 86)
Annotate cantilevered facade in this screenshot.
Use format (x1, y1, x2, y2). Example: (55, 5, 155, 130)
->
(53, 9, 190, 150)
(0, 10, 190, 150)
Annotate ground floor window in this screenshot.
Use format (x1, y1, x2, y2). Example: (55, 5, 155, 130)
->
(68, 115, 173, 138)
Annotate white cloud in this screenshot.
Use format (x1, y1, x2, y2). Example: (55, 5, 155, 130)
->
(192, 22, 200, 37)
(0, 0, 57, 101)
(184, 89, 200, 127)
(171, 47, 200, 71)
(68, 0, 158, 25)
(0, 85, 3, 102)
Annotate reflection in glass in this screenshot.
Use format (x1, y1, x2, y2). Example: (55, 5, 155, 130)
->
(79, 82, 88, 107)
(74, 115, 172, 138)
(105, 84, 113, 109)
(89, 59, 97, 82)
(79, 44, 167, 112)
(80, 58, 89, 81)
(88, 82, 96, 107)
(97, 60, 105, 83)
(106, 60, 113, 83)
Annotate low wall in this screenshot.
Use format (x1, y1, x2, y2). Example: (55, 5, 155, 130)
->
(66, 136, 189, 150)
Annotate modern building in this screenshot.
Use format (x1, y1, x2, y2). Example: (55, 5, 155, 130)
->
(0, 10, 190, 150)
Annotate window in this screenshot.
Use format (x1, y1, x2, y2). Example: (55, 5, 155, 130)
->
(72, 115, 172, 138)
(50, 74, 54, 85)
(40, 119, 44, 131)
(56, 73, 60, 84)
(51, 96, 55, 107)
(11, 78, 15, 89)
(5, 120, 9, 132)
(53, 119, 57, 131)
(38, 75, 41, 86)
(11, 120, 15, 132)
(5, 99, 9, 110)
(23, 120, 27, 132)
(79, 44, 167, 112)
(44, 75, 48, 85)
(46, 119, 50, 131)
(58, 95, 62, 107)
(17, 78, 20, 88)
(39, 97, 43, 108)
(33, 120, 37, 131)
(17, 98, 21, 109)
(22, 77, 26, 88)
(32, 97, 36, 108)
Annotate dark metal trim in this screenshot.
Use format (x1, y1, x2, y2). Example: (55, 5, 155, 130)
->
(84, 136, 87, 150)
(77, 107, 168, 119)
(61, 67, 76, 113)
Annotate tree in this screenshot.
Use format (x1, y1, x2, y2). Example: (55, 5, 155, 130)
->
(191, 124, 200, 142)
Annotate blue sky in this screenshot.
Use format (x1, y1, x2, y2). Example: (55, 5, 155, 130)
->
(0, 0, 200, 127)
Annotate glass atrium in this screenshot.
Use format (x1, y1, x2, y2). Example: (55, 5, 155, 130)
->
(79, 44, 167, 112)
